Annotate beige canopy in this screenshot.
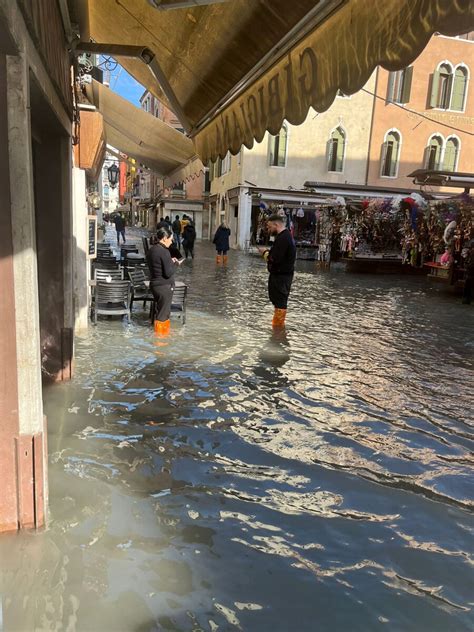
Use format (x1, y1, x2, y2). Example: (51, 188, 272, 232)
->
(77, 0, 473, 163)
(85, 80, 196, 174)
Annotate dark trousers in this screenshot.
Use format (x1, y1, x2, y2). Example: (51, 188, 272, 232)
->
(217, 250, 228, 255)
(183, 243, 194, 258)
(116, 229, 126, 244)
(151, 283, 173, 321)
(268, 273, 293, 309)
(174, 233, 181, 250)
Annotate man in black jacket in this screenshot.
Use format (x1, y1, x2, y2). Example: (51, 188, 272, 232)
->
(259, 214, 296, 328)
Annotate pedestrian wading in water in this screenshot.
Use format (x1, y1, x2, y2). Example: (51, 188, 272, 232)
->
(147, 226, 180, 336)
(183, 221, 197, 259)
(259, 214, 296, 328)
(213, 222, 231, 264)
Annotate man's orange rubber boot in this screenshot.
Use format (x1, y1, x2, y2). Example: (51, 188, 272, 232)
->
(272, 308, 287, 328)
(216, 255, 222, 264)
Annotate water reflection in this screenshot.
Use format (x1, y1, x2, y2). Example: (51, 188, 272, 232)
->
(0, 243, 473, 631)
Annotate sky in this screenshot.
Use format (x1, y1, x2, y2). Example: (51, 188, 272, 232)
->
(106, 62, 144, 106)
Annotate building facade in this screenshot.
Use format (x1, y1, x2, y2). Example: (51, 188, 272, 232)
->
(209, 73, 378, 248)
(367, 33, 473, 189)
(209, 34, 473, 250)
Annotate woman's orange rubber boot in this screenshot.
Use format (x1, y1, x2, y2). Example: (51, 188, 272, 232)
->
(216, 255, 222, 264)
(223, 255, 228, 265)
(154, 319, 171, 336)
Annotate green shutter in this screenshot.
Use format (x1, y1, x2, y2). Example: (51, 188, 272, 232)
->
(451, 68, 467, 111)
(443, 139, 458, 171)
(400, 67, 413, 103)
(278, 127, 288, 166)
(326, 138, 334, 171)
(336, 139, 345, 172)
(429, 71, 441, 108)
(208, 160, 215, 181)
(380, 141, 388, 176)
(386, 72, 396, 102)
(269, 135, 276, 166)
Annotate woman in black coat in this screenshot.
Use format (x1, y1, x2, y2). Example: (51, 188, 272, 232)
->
(213, 222, 231, 264)
(182, 221, 197, 259)
(147, 226, 178, 335)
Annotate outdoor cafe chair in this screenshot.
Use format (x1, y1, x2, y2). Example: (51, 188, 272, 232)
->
(127, 268, 154, 311)
(93, 280, 132, 325)
(94, 268, 124, 282)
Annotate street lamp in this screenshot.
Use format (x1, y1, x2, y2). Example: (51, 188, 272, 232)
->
(107, 163, 120, 188)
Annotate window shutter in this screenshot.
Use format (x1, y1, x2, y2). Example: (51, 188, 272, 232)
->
(429, 71, 441, 108)
(451, 69, 467, 111)
(422, 146, 430, 169)
(208, 160, 215, 181)
(443, 140, 458, 172)
(389, 140, 398, 177)
(336, 139, 345, 172)
(400, 67, 413, 104)
(386, 72, 395, 102)
(326, 139, 333, 171)
(268, 135, 276, 166)
(380, 141, 388, 176)
(278, 128, 287, 166)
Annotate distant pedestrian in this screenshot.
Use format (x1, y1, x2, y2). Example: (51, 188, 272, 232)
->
(113, 212, 126, 245)
(258, 214, 296, 328)
(213, 222, 231, 264)
(157, 217, 168, 230)
(172, 215, 182, 251)
(182, 221, 197, 259)
(164, 216, 172, 229)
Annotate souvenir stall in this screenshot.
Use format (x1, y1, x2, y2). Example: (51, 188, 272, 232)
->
(339, 195, 427, 274)
(251, 199, 346, 263)
(400, 194, 474, 289)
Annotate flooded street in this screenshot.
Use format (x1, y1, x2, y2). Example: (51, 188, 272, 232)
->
(1, 242, 473, 632)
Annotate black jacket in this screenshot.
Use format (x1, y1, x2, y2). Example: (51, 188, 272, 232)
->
(213, 226, 231, 252)
(183, 224, 196, 246)
(147, 243, 175, 287)
(267, 229, 296, 275)
(172, 219, 182, 235)
(114, 215, 125, 231)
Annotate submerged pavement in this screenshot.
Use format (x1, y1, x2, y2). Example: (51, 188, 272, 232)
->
(1, 239, 473, 631)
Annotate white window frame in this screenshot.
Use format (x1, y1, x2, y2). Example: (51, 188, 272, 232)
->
(380, 128, 402, 179)
(268, 124, 289, 168)
(327, 124, 347, 174)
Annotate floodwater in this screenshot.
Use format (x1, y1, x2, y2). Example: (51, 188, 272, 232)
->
(1, 243, 473, 632)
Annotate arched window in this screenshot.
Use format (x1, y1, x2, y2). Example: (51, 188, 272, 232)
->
(381, 130, 401, 177)
(443, 137, 460, 172)
(451, 66, 468, 111)
(425, 135, 444, 170)
(327, 126, 346, 172)
(268, 125, 288, 167)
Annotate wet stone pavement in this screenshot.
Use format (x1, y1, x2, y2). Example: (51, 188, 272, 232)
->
(1, 239, 473, 631)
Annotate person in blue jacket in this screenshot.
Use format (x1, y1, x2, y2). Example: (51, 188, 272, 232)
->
(213, 222, 231, 264)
